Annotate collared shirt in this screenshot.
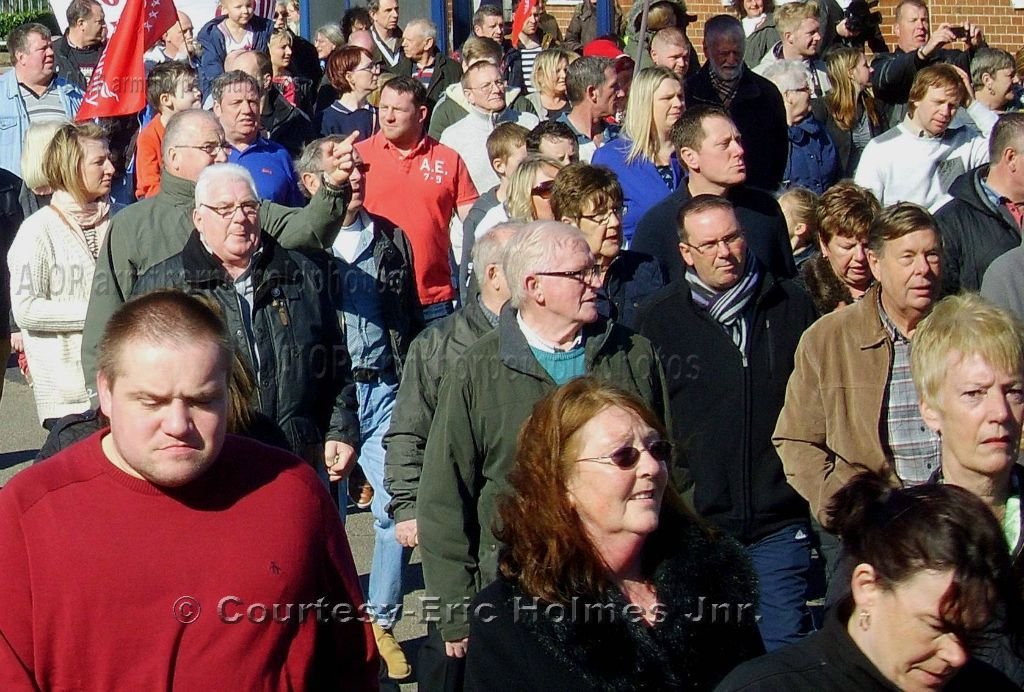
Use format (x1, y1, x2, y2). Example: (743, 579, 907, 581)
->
(981, 177, 1024, 230)
(227, 137, 304, 207)
(516, 312, 582, 353)
(356, 131, 478, 306)
(556, 112, 619, 164)
(902, 114, 940, 139)
(332, 210, 391, 372)
(18, 81, 67, 123)
(878, 293, 941, 485)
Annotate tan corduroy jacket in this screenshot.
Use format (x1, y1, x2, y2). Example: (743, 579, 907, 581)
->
(773, 284, 900, 526)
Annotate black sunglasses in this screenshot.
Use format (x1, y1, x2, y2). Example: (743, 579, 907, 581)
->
(576, 440, 672, 469)
(531, 179, 554, 199)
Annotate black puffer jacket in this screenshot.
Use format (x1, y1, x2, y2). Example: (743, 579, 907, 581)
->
(935, 165, 1023, 295)
(132, 232, 359, 454)
(635, 272, 818, 543)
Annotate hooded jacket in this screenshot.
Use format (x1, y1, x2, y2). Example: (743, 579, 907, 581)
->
(439, 105, 539, 191)
(935, 165, 1023, 295)
(427, 82, 535, 140)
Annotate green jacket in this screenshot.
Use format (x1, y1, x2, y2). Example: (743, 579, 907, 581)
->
(418, 308, 670, 641)
(383, 295, 498, 524)
(81, 169, 351, 401)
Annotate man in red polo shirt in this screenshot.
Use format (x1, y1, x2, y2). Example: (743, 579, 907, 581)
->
(356, 76, 478, 322)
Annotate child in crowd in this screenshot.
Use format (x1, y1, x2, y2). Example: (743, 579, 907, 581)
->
(526, 119, 578, 166)
(196, 0, 274, 96)
(778, 186, 819, 269)
(134, 62, 201, 199)
(459, 122, 530, 299)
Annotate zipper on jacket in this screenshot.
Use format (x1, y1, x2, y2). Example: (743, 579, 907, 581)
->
(766, 318, 775, 376)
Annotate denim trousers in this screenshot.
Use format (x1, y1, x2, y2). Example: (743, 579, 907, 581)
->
(336, 371, 407, 629)
(745, 521, 821, 652)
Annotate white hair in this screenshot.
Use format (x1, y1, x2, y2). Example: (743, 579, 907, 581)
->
(406, 18, 437, 41)
(762, 59, 811, 93)
(194, 163, 258, 207)
(503, 221, 591, 308)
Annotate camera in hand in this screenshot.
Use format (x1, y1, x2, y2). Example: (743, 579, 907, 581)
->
(843, 0, 882, 38)
(949, 25, 969, 39)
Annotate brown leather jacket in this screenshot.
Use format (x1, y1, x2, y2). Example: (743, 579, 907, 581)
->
(773, 284, 898, 526)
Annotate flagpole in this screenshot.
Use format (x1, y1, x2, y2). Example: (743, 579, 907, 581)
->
(634, 0, 652, 66)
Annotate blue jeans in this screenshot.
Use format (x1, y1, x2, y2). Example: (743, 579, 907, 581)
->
(746, 521, 820, 651)
(336, 370, 407, 629)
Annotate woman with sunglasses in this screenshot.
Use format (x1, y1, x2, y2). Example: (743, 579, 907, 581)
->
(465, 377, 764, 691)
(318, 46, 380, 140)
(474, 155, 563, 238)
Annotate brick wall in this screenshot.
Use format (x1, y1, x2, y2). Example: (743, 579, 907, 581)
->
(543, 0, 1024, 52)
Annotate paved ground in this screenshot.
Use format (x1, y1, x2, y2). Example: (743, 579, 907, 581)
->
(1, 357, 427, 689)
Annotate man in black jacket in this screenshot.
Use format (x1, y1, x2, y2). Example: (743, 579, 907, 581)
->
(685, 15, 788, 192)
(871, 0, 983, 126)
(52, 0, 105, 90)
(937, 113, 1024, 295)
(397, 18, 463, 115)
(631, 105, 796, 284)
(635, 195, 819, 652)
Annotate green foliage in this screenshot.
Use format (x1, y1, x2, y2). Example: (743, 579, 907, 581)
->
(0, 11, 60, 43)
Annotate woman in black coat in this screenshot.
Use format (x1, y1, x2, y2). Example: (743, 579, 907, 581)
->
(466, 378, 764, 691)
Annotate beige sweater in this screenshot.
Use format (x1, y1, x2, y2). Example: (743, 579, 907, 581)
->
(8, 201, 114, 423)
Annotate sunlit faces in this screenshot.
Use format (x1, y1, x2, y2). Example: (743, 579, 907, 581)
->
(595, 66, 624, 119)
(920, 351, 1024, 480)
(221, 0, 255, 29)
(464, 64, 507, 113)
(167, 121, 230, 179)
(98, 339, 229, 488)
(910, 85, 961, 137)
(784, 80, 813, 122)
(522, 5, 542, 37)
(787, 18, 821, 58)
(679, 205, 747, 292)
(532, 243, 601, 325)
(268, 35, 293, 71)
(167, 77, 201, 113)
(313, 32, 336, 60)
(554, 58, 568, 94)
(570, 199, 623, 263)
(566, 405, 668, 546)
(193, 176, 262, 270)
(80, 137, 115, 201)
(852, 568, 976, 692)
(652, 77, 684, 133)
(530, 164, 561, 220)
(16, 31, 55, 84)
(851, 52, 873, 89)
(214, 81, 261, 143)
(820, 233, 872, 294)
(705, 34, 743, 81)
(984, 67, 1017, 109)
(537, 136, 577, 166)
(372, 0, 400, 32)
(894, 2, 930, 52)
(681, 115, 746, 187)
(743, 0, 764, 17)
(867, 228, 942, 321)
(347, 55, 380, 95)
(78, 3, 106, 47)
(401, 28, 431, 62)
(378, 86, 427, 145)
(651, 42, 689, 77)
(475, 14, 505, 40)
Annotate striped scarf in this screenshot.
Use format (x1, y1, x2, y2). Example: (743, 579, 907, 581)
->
(685, 258, 762, 355)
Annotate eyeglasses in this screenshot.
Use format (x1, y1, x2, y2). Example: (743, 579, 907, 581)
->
(579, 207, 622, 226)
(353, 63, 381, 74)
(535, 264, 602, 284)
(201, 201, 261, 218)
(175, 141, 231, 156)
(682, 231, 744, 256)
(577, 440, 673, 469)
(531, 179, 554, 199)
(467, 79, 507, 93)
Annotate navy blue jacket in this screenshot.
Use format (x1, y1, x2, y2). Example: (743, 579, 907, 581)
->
(196, 15, 274, 96)
(784, 116, 840, 194)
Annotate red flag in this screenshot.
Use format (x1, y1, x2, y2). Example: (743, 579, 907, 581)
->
(510, 0, 538, 46)
(76, 0, 178, 121)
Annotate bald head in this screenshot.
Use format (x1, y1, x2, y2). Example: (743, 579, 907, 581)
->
(162, 109, 228, 180)
(348, 29, 374, 52)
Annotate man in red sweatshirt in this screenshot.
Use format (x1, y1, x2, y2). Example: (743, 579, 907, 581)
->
(0, 290, 378, 691)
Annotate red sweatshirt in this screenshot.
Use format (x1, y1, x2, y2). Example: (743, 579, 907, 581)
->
(0, 431, 378, 691)
(135, 117, 165, 199)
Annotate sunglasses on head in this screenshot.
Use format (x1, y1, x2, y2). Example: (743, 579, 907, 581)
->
(531, 179, 554, 199)
(577, 440, 672, 469)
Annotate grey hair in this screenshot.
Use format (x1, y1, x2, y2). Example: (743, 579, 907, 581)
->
(473, 222, 522, 278)
(406, 18, 437, 40)
(762, 59, 811, 93)
(316, 22, 345, 47)
(503, 221, 591, 308)
(971, 47, 1015, 90)
(194, 163, 258, 207)
(703, 14, 745, 48)
(211, 70, 262, 104)
(162, 109, 222, 160)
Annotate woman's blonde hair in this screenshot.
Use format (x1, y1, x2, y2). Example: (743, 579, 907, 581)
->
(622, 66, 681, 164)
(42, 122, 108, 203)
(21, 120, 67, 192)
(531, 48, 570, 96)
(504, 155, 564, 222)
(912, 293, 1024, 411)
(824, 46, 880, 131)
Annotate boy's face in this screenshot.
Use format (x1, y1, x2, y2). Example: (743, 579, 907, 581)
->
(495, 143, 528, 178)
(166, 77, 201, 113)
(223, 0, 255, 26)
(538, 136, 577, 166)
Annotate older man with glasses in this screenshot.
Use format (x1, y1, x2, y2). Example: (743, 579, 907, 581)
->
(131, 162, 359, 470)
(635, 194, 821, 653)
(418, 220, 670, 662)
(81, 108, 359, 401)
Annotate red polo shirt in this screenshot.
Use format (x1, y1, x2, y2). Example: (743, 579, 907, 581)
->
(357, 132, 478, 305)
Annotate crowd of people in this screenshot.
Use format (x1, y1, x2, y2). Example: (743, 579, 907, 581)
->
(2, 0, 1024, 689)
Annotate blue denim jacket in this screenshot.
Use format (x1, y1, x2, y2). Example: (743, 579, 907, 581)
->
(0, 70, 83, 177)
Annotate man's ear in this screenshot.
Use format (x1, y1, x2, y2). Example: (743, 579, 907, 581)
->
(97, 370, 114, 418)
(678, 146, 699, 172)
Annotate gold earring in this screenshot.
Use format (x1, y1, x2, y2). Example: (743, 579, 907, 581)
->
(858, 610, 871, 631)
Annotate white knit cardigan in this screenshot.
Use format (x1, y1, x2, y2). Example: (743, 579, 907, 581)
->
(8, 202, 117, 423)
